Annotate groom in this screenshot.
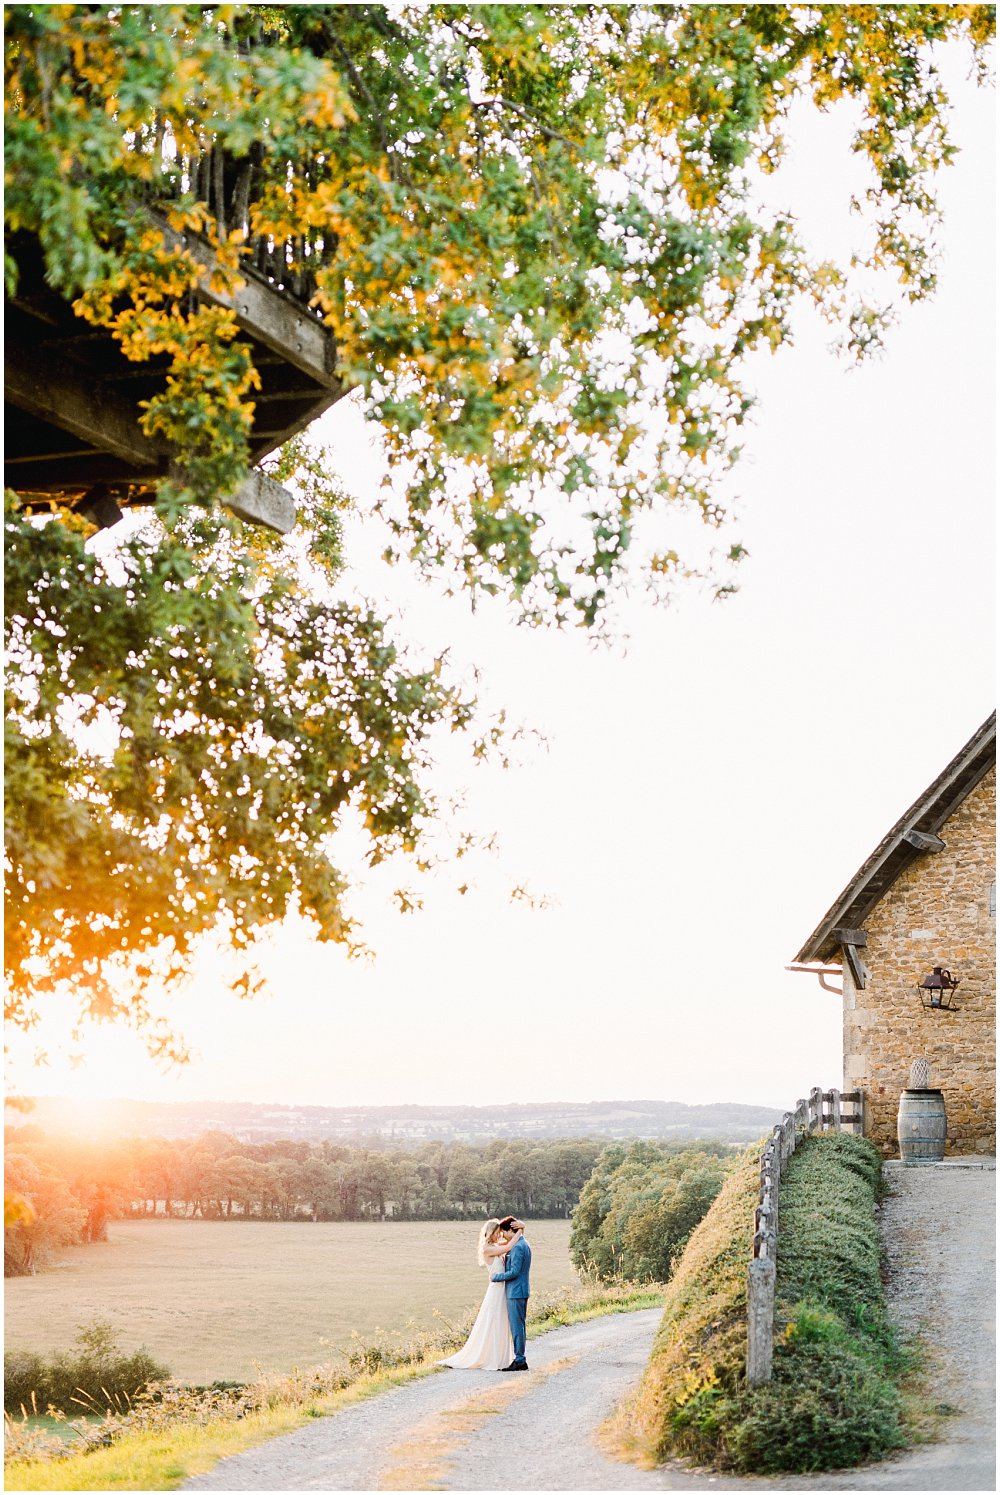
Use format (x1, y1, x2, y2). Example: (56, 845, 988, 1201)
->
(491, 1214, 531, 1371)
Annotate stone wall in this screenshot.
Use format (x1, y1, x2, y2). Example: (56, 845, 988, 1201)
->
(843, 766, 996, 1155)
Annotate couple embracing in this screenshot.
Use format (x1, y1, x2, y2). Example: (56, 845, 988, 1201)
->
(442, 1214, 531, 1372)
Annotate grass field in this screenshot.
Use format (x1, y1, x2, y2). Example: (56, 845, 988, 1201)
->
(4, 1219, 578, 1383)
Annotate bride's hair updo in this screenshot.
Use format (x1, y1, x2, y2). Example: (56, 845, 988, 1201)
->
(477, 1218, 503, 1267)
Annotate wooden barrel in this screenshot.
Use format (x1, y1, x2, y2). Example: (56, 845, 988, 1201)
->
(897, 1089, 946, 1165)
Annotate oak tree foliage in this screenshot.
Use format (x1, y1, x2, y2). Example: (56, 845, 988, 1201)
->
(5, 478, 477, 1047)
(4, 5, 993, 1038)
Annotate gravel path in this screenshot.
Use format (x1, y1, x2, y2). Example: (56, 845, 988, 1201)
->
(183, 1160, 995, 1492)
(182, 1312, 671, 1492)
(812, 1157, 995, 1493)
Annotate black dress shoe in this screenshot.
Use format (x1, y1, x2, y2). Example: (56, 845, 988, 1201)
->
(501, 1360, 529, 1371)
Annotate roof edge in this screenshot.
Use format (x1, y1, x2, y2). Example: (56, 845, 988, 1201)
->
(794, 712, 996, 965)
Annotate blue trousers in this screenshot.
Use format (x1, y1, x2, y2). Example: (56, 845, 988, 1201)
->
(507, 1296, 528, 1362)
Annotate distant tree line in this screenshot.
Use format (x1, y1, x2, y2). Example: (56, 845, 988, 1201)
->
(569, 1141, 732, 1283)
(4, 1129, 605, 1275)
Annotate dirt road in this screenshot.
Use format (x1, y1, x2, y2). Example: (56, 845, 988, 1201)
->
(183, 1160, 995, 1492)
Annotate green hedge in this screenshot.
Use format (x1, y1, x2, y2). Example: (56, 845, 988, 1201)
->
(634, 1132, 907, 1473)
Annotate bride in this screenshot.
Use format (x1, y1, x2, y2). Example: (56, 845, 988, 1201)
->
(440, 1218, 521, 1370)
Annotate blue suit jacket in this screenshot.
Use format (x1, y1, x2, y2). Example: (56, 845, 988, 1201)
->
(491, 1235, 531, 1298)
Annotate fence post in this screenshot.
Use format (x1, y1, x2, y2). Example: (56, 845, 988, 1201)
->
(781, 1113, 795, 1161)
(748, 1082, 854, 1387)
(831, 1087, 842, 1131)
(747, 1256, 776, 1385)
(808, 1086, 824, 1132)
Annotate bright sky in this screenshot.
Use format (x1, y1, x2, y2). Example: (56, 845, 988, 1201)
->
(8, 51, 995, 1114)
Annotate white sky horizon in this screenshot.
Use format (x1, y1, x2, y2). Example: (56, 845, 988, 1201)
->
(6, 47, 995, 1117)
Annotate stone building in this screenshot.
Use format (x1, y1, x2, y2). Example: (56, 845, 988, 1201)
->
(793, 714, 996, 1156)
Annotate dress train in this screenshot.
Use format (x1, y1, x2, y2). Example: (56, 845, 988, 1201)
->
(441, 1271, 513, 1370)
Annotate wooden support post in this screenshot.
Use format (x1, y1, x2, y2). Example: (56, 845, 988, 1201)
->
(747, 1256, 776, 1386)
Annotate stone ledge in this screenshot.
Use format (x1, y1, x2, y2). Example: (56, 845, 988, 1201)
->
(884, 1157, 996, 1171)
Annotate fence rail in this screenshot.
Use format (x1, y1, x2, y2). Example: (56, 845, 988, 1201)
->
(746, 1086, 864, 1385)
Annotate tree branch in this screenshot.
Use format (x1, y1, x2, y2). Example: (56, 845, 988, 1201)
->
(471, 97, 580, 152)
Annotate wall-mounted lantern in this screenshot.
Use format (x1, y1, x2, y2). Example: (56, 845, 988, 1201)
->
(916, 966, 960, 1011)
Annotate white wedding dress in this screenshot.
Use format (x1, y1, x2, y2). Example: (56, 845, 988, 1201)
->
(441, 1257, 513, 1370)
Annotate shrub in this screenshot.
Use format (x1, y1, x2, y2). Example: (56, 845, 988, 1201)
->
(3, 1350, 48, 1414)
(729, 1338, 904, 1473)
(3, 1321, 170, 1414)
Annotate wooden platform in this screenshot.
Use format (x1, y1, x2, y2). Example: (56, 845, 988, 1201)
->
(5, 222, 344, 533)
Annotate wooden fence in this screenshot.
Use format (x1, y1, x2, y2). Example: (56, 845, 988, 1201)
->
(746, 1086, 864, 1385)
